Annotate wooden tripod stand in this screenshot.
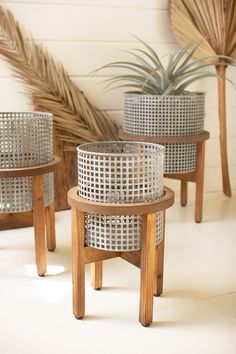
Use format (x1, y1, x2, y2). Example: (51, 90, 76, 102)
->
(0, 156, 60, 276)
(68, 186, 174, 327)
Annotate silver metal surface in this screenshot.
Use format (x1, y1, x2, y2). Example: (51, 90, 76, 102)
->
(0, 112, 54, 212)
(77, 141, 164, 251)
(124, 93, 205, 173)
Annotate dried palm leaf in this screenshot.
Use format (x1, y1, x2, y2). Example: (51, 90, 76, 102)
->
(169, 0, 236, 197)
(0, 6, 118, 149)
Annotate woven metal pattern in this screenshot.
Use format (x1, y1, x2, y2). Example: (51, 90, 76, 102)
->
(78, 142, 164, 251)
(0, 112, 54, 212)
(124, 93, 205, 173)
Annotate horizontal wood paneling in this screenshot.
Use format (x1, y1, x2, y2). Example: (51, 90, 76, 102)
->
(1, 0, 168, 9)
(3, 3, 175, 42)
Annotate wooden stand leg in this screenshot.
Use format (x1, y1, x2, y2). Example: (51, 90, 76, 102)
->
(195, 141, 205, 223)
(180, 181, 188, 207)
(45, 201, 56, 252)
(32, 175, 46, 277)
(139, 213, 156, 327)
(154, 212, 165, 297)
(72, 208, 85, 319)
(91, 262, 103, 290)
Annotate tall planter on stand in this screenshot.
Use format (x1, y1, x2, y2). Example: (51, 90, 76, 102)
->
(94, 39, 229, 222)
(120, 93, 209, 222)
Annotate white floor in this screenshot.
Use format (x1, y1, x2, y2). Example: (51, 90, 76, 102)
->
(0, 192, 236, 354)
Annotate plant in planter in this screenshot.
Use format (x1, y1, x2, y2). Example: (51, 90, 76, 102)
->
(94, 38, 232, 173)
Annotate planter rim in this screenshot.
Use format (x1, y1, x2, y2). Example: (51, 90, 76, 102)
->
(77, 141, 165, 157)
(124, 92, 205, 97)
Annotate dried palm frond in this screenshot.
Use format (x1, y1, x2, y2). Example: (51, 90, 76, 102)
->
(169, 0, 236, 197)
(0, 6, 118, 148)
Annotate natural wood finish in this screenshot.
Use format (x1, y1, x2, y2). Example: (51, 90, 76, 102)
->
(0, 156, 60, 178)
(32, 175, 46, 276)
(72, 208, 85, 319)
(120, 251, 141, 268)
(84, 247, 120, 263)
(216, 65, 231, 197)
(91, 262, 103, 290)
(68, 187, 174, 216)
(154, 212, 165, 296)
(53, 131, 78, 211)
(180, 181, 188, 207)
(119, 129, 209, 144)
(139, 213, 156, 327)
(0, 211, 33, 230)
(165, 171, 196, 182)
(45, 202, 56, 251)
(69, 186, 174, 325)
(195, 141, 205, 223)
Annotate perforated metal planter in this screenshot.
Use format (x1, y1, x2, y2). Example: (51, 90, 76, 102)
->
(77, 142, 164, 251)
(0, 112, 54, 212)
(124, 93, 205, 173)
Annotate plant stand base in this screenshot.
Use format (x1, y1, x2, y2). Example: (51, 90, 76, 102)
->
(0, 157, 60, 276)
(68, 186, 174, 326)
(119, 130, 209, 223)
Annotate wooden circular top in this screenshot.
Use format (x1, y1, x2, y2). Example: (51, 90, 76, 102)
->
(68, 186, 174, 215)
(0, 156, 61, 178)
(119, 130, 210, 144)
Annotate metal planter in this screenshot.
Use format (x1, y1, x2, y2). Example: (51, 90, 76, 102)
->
(77, 141, 164, 251)
(0, 112, 54, 212)
(124, 93, 205, 173)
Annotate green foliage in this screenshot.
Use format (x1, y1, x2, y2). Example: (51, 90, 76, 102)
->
(95, 37, 233, 95)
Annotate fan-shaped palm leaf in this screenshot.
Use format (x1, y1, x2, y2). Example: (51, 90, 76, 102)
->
(169, 0, 236, 197)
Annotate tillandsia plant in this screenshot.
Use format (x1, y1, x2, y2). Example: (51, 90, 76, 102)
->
(94, 37, 234, 95)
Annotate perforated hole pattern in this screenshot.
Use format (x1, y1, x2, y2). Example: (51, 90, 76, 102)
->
(124, 93, 205, 173)
(78, 142, 164, 251)
(0, 112, 54, 212)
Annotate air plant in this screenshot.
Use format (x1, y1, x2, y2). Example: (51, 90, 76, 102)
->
(94, 37, 233, 95)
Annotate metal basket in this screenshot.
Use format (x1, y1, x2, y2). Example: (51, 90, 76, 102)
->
(0, 112, 54, 212)
(77, 141, 164, 251)
(124, 93, 205, 173)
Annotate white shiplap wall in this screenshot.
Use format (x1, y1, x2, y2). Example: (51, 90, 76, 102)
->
(0, 0, 235, 194)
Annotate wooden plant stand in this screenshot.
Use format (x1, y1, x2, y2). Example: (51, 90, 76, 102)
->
(119, 130, 209, 223)
(68, 186, 174, 327)
(0, 156, 60, 276)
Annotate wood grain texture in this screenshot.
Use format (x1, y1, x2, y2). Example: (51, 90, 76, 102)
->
(180, 180, 188, 207)
(119, 129, 210, 143)
(53, 131, 77, 211)
(154, 212, 165, 296)
(195, 141, 205, 223)
(68, 186, 175, 215)
(216, 65, 232, 197)
(139, 213, 156, 327)
(91, 262, 103, 290)
(45, 201, 56, 252)
(0, 156, 60, 178)
(120, 251, 141, 268)
(32, 175, 46, 276)
(84, 247, 119, 263)
(72, 208, 85, 319)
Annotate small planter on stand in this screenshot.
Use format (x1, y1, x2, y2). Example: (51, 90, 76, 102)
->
(0, 112, 60, 276)
(68, 142, 174, 326)
(120, 93, 209, 223)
